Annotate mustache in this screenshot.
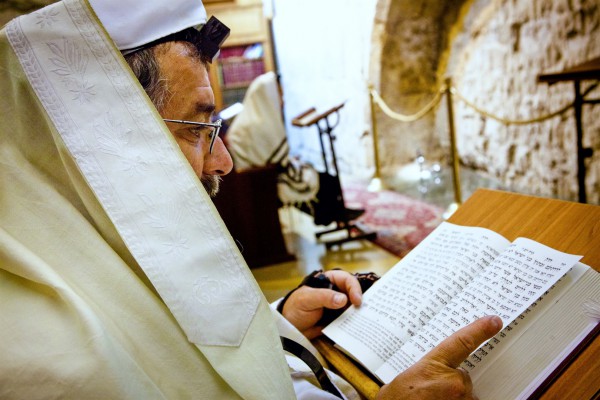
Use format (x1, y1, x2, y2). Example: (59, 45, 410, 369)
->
(201, 174, 222, 197)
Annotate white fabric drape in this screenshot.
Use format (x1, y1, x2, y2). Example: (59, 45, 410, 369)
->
(0, 0, 296, 398)
(227, 71, 288, 170)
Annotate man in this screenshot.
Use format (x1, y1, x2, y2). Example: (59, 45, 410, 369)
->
(225, 71, 288, 171)
(0, 0, 501, 398)
(224, 71, 320, 208)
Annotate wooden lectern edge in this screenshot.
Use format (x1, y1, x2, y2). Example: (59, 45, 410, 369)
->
(291, 102, 346, 127)
(312, 337, 381, 400)
(312, 189, 600, 399)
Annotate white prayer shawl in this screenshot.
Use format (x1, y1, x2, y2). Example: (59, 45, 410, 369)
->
(227, 71, 288, 170)
(0, 1, 357, 398)
(226, 72, 320, 207)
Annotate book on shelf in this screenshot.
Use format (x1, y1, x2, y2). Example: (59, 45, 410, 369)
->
(322, 221, 600, 399)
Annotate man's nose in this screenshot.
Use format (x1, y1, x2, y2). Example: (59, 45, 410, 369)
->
(204, 137, 233, 176)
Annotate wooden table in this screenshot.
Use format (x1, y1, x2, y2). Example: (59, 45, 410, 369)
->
(314, 189, 600, 399)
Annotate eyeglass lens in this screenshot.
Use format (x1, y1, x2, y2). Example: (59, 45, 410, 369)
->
(163, 119, 222, 154)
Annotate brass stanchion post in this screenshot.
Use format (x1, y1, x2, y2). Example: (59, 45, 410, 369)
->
(444, 77, 462, 218)
(368, 85, 384, 192)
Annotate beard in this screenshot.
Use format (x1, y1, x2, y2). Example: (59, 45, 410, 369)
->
(201, 174, 222, 197)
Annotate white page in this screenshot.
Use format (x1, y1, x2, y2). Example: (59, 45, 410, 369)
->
(471, 265, 600, 399)
(375, 239, 581, 382)
(463, 262, 590, 378)
(323, 222, 510, 373)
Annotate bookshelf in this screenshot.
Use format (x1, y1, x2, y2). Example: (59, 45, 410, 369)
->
(205, 0, 274, 112)
(216, 44, 266, 109)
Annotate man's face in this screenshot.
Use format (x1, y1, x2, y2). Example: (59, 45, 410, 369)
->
(157, 42, 233, 196)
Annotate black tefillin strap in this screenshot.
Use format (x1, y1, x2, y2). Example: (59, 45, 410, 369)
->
(278, 269, 380, 398)
(277, 269, 380, 325)
(280, 336, 343, 399)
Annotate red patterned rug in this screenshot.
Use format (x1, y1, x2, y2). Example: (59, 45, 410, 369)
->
(343, 183, 444, 258)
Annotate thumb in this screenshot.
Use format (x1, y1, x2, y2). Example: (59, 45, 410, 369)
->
(424, 315, 503, 368)
(299, 287, 348, 311)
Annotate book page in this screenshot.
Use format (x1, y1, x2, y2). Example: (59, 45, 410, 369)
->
(323, 222, 511, 373)
(374, 238, 581, 383)
(463, 262, 589, 377)
(471, 264, 600, 399)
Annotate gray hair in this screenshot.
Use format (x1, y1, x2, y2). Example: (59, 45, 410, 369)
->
(124, 42, 209, 111)
(124, 44, 221, 197)
(124, 46, 169, 112)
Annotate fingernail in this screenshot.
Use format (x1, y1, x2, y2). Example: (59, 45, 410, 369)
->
(489, 315, 503, 330)
(333, 293, 346, 306)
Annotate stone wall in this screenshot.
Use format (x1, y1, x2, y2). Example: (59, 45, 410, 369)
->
(371, 0, 468, 168)
(372, 0, 600, 203)
(5, 0, 599, 203)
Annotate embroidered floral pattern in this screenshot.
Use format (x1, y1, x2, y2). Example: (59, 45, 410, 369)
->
(94, 112, 150, 175)
(47, 39, 95, 103)
(193, 278, 236, 304)
(35, 8, 60, 28)
(8, 0, 260, 347)
(139, 194, 190, 254)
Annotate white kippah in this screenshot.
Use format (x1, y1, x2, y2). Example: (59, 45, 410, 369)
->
(88, 0, 207, 53)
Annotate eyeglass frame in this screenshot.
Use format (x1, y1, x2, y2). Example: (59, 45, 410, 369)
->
(163, 118, 223, 154)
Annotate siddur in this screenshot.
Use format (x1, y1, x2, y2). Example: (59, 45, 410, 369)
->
(323, 221, 600, 399)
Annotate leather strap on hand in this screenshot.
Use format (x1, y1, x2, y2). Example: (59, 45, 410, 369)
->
(277, 269, 380, 326)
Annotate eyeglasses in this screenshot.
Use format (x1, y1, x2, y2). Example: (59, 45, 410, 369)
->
(163, 118, 223, 154)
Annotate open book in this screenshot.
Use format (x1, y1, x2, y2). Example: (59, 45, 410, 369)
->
(323, 222, 600, 399)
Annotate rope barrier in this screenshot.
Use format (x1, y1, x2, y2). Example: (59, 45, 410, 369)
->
(370, 86, 445, 122)
(368, 79, 598, 207)
(450, 87, 572, 125)
(369, 82, 600, 125)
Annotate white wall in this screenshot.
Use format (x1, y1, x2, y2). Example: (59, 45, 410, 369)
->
(271, 0, 377, 180)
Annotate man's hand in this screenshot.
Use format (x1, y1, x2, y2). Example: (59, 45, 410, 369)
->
(377, 315, 503, 400)
(281, 270, 363, 339)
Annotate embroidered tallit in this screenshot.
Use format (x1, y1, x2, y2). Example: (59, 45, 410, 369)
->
(227, 71, 289, 170)
(226, 72, 319, 207)
(0, 0, 297, 398)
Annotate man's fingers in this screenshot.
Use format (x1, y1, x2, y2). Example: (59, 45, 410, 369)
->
(302, 326, 324, 339)
(425, 315, 503, 368)
(324, 270, 363, 306)
(457, 367, 473, 395)
(292, 286, 349, 311)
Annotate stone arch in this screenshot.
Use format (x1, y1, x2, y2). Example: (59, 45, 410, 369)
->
(370, 0, 471, 171)
(370, 0, 600, 203)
